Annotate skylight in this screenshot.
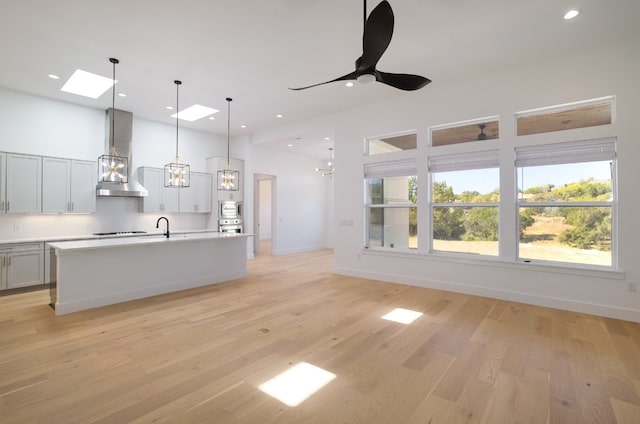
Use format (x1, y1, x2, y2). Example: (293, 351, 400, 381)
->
(564, 9, 580, 20)
(60, 69, 115, 99)
(258, 362, 336, 407)
(170, 104, 219, 122)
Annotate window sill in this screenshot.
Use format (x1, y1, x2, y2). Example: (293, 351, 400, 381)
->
(362, 247, 625, 280)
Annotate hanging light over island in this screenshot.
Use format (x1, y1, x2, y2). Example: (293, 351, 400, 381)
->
(164, 80, 190, 188)
(98, 57, 128, 184)
(218, 97, 239, 190)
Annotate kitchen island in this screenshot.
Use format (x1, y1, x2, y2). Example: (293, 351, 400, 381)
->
(48, 232, 252, 315)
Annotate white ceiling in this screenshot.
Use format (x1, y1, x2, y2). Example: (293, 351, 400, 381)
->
(1, 0, 638, 160)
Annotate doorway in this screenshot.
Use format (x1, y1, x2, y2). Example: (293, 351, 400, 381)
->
(254, 174, 275, 255)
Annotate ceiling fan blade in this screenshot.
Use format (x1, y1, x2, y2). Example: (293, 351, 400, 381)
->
(288, 71, 356, 90)
(375, 70, 431, 91)
(358, 0, 394, 73)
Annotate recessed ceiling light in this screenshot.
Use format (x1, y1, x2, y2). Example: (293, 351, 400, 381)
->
(48, 74, 60, 80)
(208, 116, 215, 121)
(564, 9, 580, 20)
(240, 125, 247, 129)
(170, 104, 219, 122)
(276, 114, 283, 118)
(166, 105, 174, 110)
(117, 92, 127, 97)
(345, 82, 354, 87)
(324, 137, 331, 141)
(287, 144, 293, 147)
(60, 69, 115, 99)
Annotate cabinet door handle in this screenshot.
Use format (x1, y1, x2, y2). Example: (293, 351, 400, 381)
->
(71, 202, 74, 212)
(7, 256, 10, 267)
(6, 201, 9, 212)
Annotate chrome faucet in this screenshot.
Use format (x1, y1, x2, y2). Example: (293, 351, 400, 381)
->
(156, 216, 170, 238)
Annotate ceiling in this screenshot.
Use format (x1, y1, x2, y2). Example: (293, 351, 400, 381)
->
(0, 0, 638, 160)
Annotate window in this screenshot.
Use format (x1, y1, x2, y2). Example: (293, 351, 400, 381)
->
(516, 139, 616, 267)
(515, 96, 614, 136)
(365, 160, 417, 249)
(430, 117, 499, 147)
(366, 133, 417, 155)
(429, 150, 500, 256)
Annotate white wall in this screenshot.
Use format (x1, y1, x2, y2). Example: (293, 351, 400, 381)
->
(246, 143, 331, 255)
(327, 41, 640, 322)
(246, 40, 640, 322)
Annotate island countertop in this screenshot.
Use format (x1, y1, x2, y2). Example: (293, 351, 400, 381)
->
(48, 232, 253, 253)
(50, 232, 252, 315)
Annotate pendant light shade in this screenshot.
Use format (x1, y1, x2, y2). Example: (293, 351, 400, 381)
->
(98, 57, 128, 183)
(164, 80, 190, 188)
(218, 97, 239, 190)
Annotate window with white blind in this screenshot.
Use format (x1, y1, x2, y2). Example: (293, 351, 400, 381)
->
(429, 150, 500, 256)
(365, 160, 417, 249)
(516, 138, 616, 267)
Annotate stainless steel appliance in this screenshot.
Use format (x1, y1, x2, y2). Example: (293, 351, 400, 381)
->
(219, 201, 243, 233)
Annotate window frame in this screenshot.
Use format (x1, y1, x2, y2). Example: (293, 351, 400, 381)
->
(428, 149, 501, 257)
(515, 138, 617, 269)
(364, 159, 417, 250)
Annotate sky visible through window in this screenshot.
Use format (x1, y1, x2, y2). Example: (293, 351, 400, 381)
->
(433, 161, 611, 195)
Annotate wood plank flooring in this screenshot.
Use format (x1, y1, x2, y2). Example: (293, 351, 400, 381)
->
(1, 248, 639, 423)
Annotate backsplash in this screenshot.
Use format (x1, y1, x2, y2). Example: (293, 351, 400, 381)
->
(0, 197, 211, 241)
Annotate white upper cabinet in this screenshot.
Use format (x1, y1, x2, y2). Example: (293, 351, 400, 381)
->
(69, 160, 96, 213)
(178, 172, 212, 213)
(139, 167, 179, 213)
(42, 157, 70, 213)
(5, 153, 41, 213)
(42, 158, 96, 213)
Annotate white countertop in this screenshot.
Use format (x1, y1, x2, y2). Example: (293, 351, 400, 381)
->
(0, 229, 221, 246)
(49, 232, 253, 253)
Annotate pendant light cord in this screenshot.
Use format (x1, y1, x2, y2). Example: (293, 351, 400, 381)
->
(109, 58, 119, 152)
(226, 97, 232, 168)
(175, 80, 182, 161)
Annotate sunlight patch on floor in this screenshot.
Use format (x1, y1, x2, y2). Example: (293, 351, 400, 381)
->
(382, 307, 423, 324)
(258, 362, 336, 407)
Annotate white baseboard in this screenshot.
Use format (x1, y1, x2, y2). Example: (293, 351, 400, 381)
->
(334, 266, 640, 323)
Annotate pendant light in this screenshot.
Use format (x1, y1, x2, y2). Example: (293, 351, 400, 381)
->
(218, 97, 239, 190)
(98, 57, 128, 183)
(164, 80, 190, 187)
(315, 147, 335, 178)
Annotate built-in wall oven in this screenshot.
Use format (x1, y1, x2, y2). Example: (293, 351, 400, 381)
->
(219, 201, 243, 233)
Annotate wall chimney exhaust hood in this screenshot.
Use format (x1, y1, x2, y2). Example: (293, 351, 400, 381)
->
(96, 108, 149, 197)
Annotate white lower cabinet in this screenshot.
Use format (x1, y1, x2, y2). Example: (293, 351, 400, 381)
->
(0, 243, 44, 290)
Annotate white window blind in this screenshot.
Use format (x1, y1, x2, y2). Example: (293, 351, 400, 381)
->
(364, 159, 417, 178)
(516, 138, 616, 167)
(428, 149, 499, 173)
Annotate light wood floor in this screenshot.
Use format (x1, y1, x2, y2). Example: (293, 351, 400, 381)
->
(1, 249, 640, 423)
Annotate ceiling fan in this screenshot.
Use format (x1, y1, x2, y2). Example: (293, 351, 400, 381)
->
(289, 0, 431, 91)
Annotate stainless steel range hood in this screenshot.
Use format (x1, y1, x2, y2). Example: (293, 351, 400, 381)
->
(96, 108, 148, 197)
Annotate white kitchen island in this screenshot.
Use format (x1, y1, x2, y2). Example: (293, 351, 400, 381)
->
(48, 233, 252, 315)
